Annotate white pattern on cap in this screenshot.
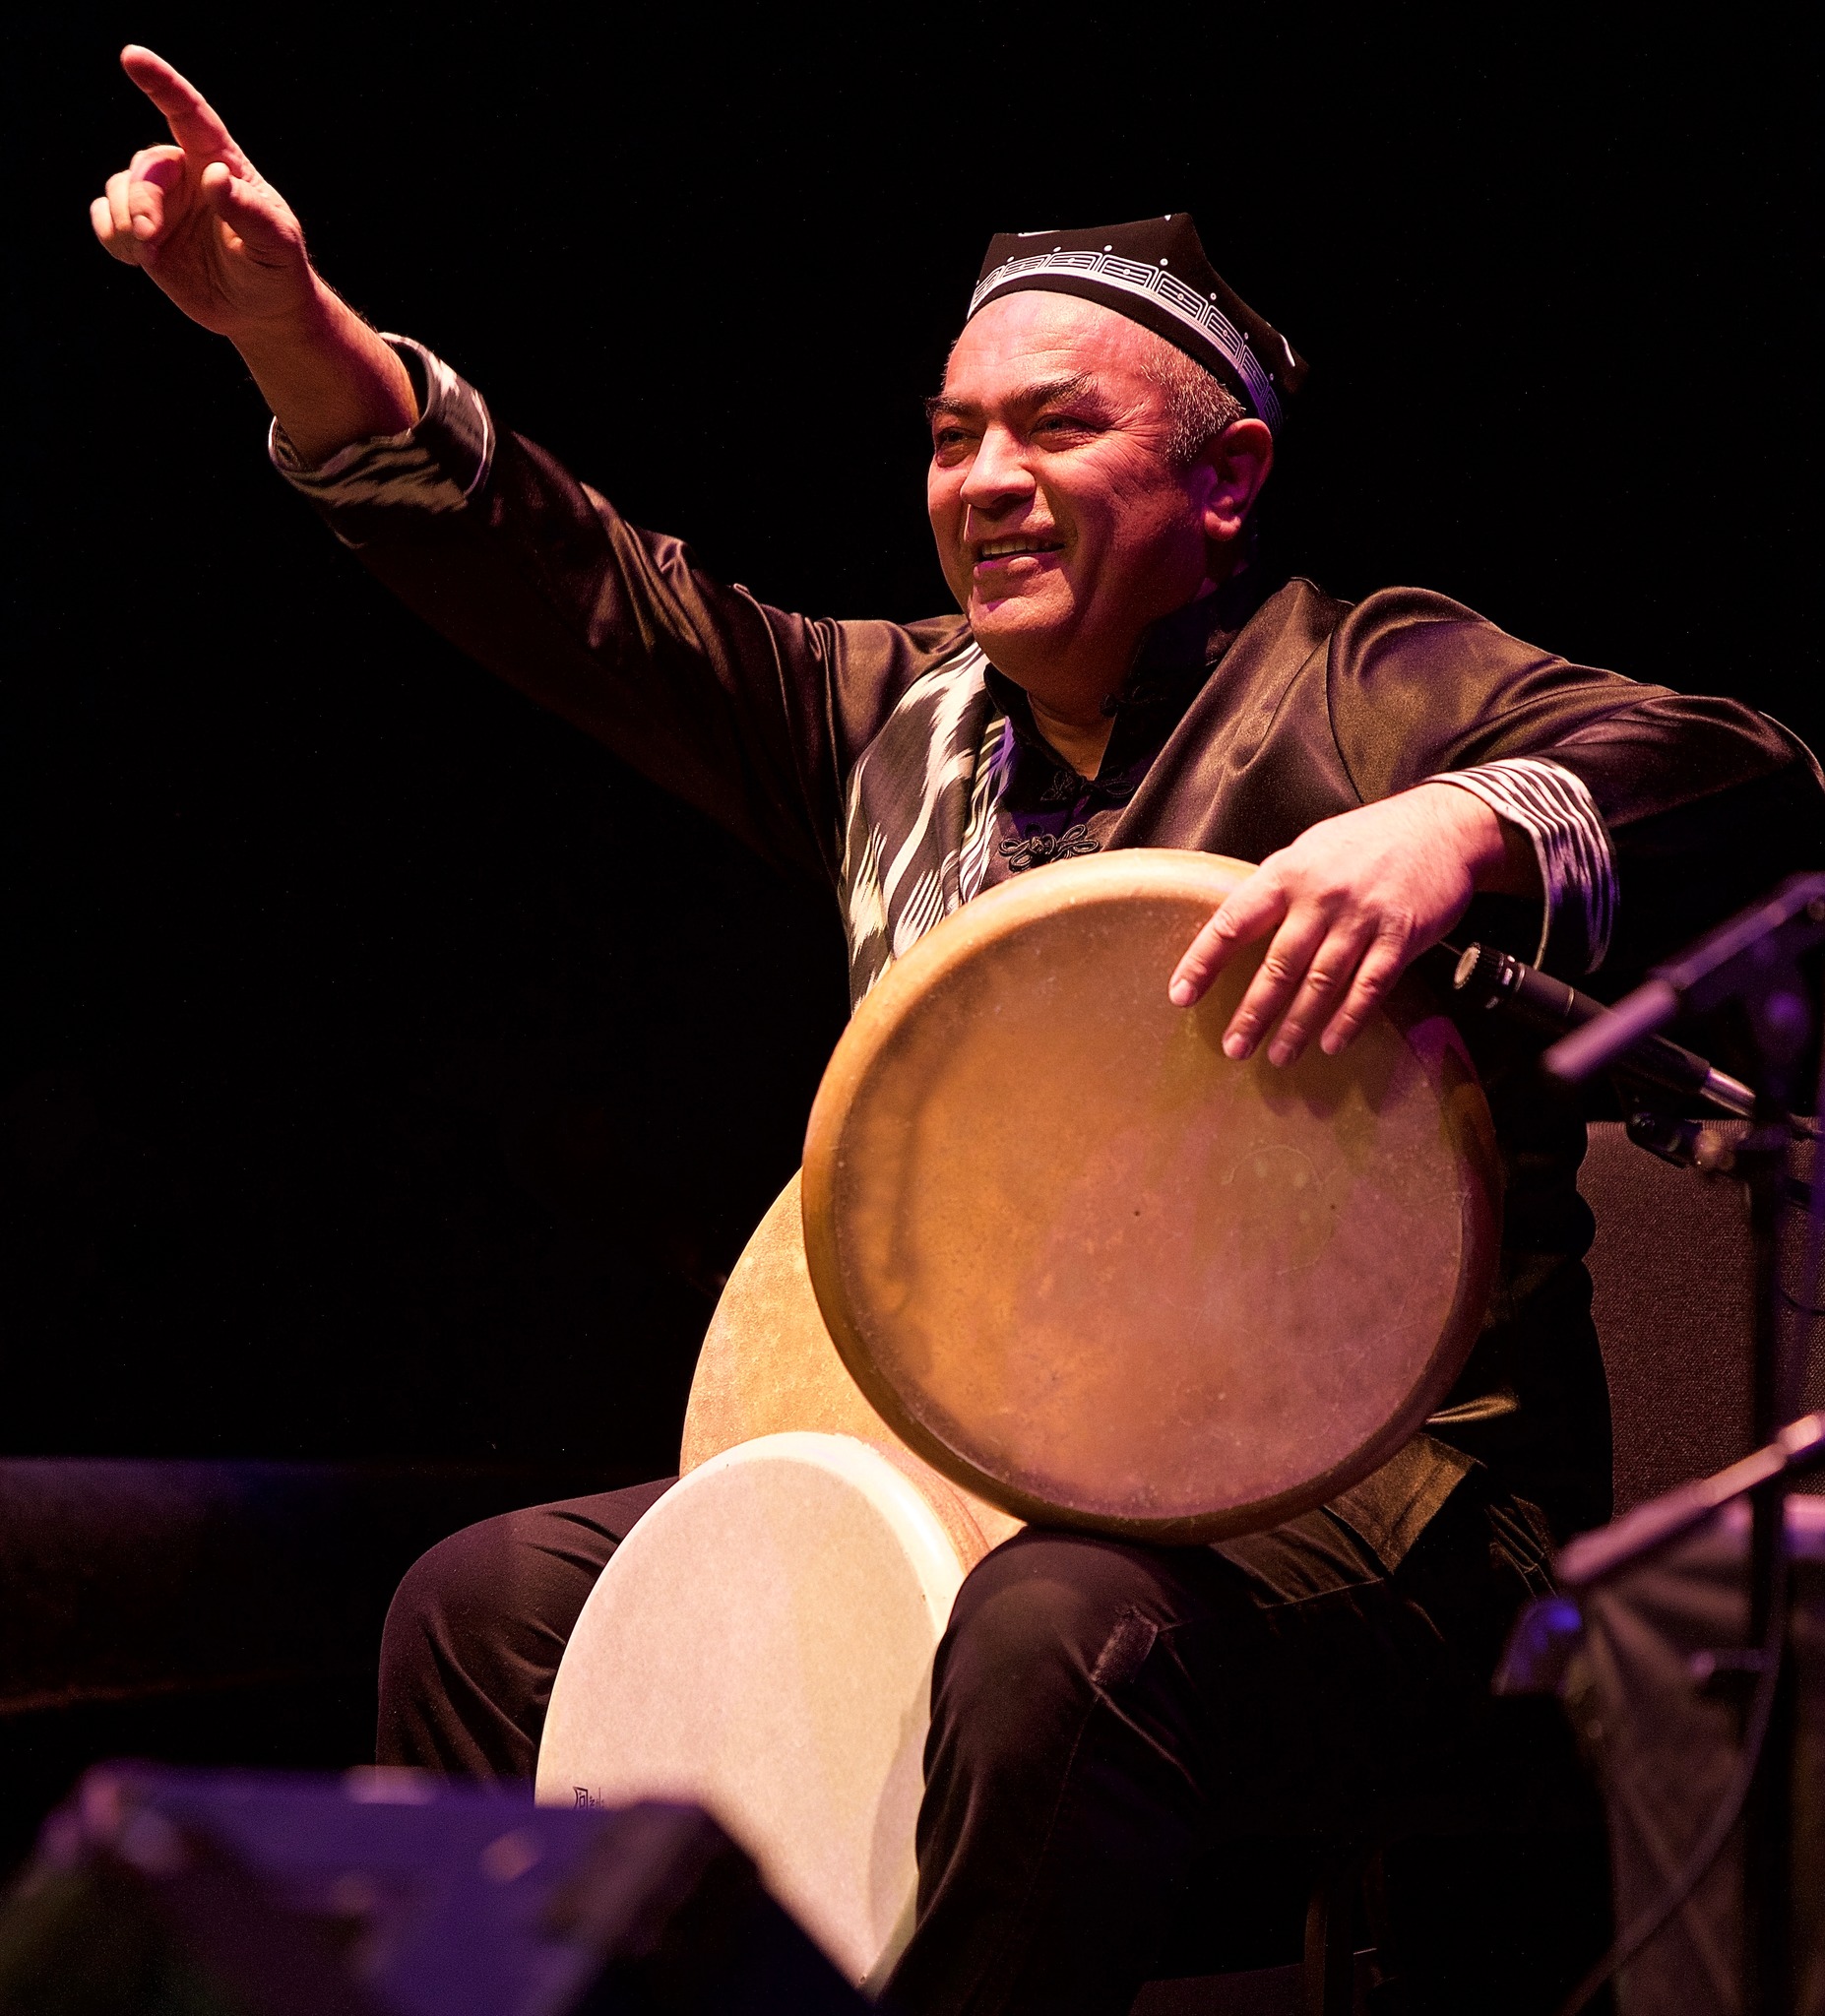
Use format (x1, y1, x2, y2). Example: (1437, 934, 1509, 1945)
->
(969, 247, 1285, 432)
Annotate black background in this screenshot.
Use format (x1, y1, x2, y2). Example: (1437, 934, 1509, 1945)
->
(6, 8, 1816, 1482)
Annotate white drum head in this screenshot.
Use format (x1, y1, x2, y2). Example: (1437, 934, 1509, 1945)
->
(535, 1431, 967, 1989)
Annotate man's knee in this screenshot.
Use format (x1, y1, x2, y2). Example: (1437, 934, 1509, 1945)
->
(381, 1512, 526, 1710)
(377, 1481, 669, 1774)
(932, 1533, 1191, 1767)
(383, 1501, 601, 1679)
(376, 1503, 602, 1771)
(383, 1516, 495, 1671)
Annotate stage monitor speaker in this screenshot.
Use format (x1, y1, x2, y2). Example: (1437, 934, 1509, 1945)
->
(0, 1763, 866, 2016)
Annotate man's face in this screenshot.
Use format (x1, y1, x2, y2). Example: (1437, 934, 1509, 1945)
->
(926, 292, 1219, 701)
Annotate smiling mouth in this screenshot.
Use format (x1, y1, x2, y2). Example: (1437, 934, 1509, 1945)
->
(973, 538, 1063, 568)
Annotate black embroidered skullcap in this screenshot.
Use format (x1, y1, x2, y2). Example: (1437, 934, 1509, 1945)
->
(969, 214, 1307, 434)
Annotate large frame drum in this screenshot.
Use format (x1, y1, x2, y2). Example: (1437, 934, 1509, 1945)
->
(803, 849, 1500, 1541)
(536, 1431, 963, 1989)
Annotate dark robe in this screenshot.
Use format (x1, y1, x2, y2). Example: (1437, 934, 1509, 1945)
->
(299, 401, 1825, 1553)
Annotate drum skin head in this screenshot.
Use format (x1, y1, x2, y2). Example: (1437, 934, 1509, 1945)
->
(802, 849, 1500, 1544)
(535, 1432, 964, 1990)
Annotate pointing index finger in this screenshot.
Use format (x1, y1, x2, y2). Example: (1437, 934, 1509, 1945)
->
(120, 45, 237, 162)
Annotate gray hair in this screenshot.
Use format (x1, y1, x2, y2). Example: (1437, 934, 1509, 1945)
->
(1137, 329, 1246, 469)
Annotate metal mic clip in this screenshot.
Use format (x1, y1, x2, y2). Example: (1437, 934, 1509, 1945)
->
(1449, 942, 1755, 1119)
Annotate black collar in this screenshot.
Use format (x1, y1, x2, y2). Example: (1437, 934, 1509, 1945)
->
(981, 568, 1273, 780)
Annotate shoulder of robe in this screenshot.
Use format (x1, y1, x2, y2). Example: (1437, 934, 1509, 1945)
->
(1322, 583, 1599, 721)
(906, 613, 977, 660)
(793, 611, 980, 776)
(1226, 576, 1352, 675)
(1327, 584, 1516, 670)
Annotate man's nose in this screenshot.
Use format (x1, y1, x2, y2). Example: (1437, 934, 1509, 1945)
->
(959, 423, 1035, 513)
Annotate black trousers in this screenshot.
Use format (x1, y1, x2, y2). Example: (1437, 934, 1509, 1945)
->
(377, 1474, 1550, 2015)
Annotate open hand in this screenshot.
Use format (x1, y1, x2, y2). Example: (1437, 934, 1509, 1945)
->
(90, 45, 312, 338)
(1167, 784, 1524, 1065)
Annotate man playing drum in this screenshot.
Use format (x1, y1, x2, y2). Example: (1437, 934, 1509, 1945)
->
(92, 45, 1823, 2014)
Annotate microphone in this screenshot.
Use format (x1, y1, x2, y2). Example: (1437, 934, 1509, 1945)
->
(1448, 942, 1755, 1118)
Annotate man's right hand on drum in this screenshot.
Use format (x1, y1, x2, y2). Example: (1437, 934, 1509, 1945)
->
(91, 45, 415, 467)
(1167, 783, 1541, 1067)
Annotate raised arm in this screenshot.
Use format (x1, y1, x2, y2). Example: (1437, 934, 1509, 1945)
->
(91, 45, 414, 465)
(91, 45, 962, 890)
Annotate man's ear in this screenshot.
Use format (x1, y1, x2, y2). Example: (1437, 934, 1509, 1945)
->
(1198, 418, 1274, 549)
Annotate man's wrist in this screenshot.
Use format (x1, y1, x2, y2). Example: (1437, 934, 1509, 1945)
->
(227, 271, 350, 382)
(1424, 758, 1616, 973)
(269, 336, 494, 546)
(234, 277, 419, 469)
(1414, 780, 1539, 897)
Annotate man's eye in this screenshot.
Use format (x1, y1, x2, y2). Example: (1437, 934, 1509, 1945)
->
(932, 427, 973, 452)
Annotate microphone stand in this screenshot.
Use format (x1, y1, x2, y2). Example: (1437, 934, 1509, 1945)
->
(1539, 872, 1825, 2016)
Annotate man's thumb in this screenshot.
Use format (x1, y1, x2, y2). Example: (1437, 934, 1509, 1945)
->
(199, 160, 288, 251)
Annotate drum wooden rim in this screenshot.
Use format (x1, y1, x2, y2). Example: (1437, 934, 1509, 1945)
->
(801, 849, 1500, 1543)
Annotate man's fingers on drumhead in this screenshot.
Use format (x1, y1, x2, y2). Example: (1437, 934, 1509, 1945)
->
(1265, 923, 1371, 1067)
(1216, 865, 1288, 945)
(1222, 907, 1326, 1060)
(1318, 935, 1407, 1056)
(1167, 874, 1283, 1007)
(1166, 916, 1228, 1006)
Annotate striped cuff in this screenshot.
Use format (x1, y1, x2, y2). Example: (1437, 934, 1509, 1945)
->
(268, 336, 494, 546)
(1431, 757, 1615, 974)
